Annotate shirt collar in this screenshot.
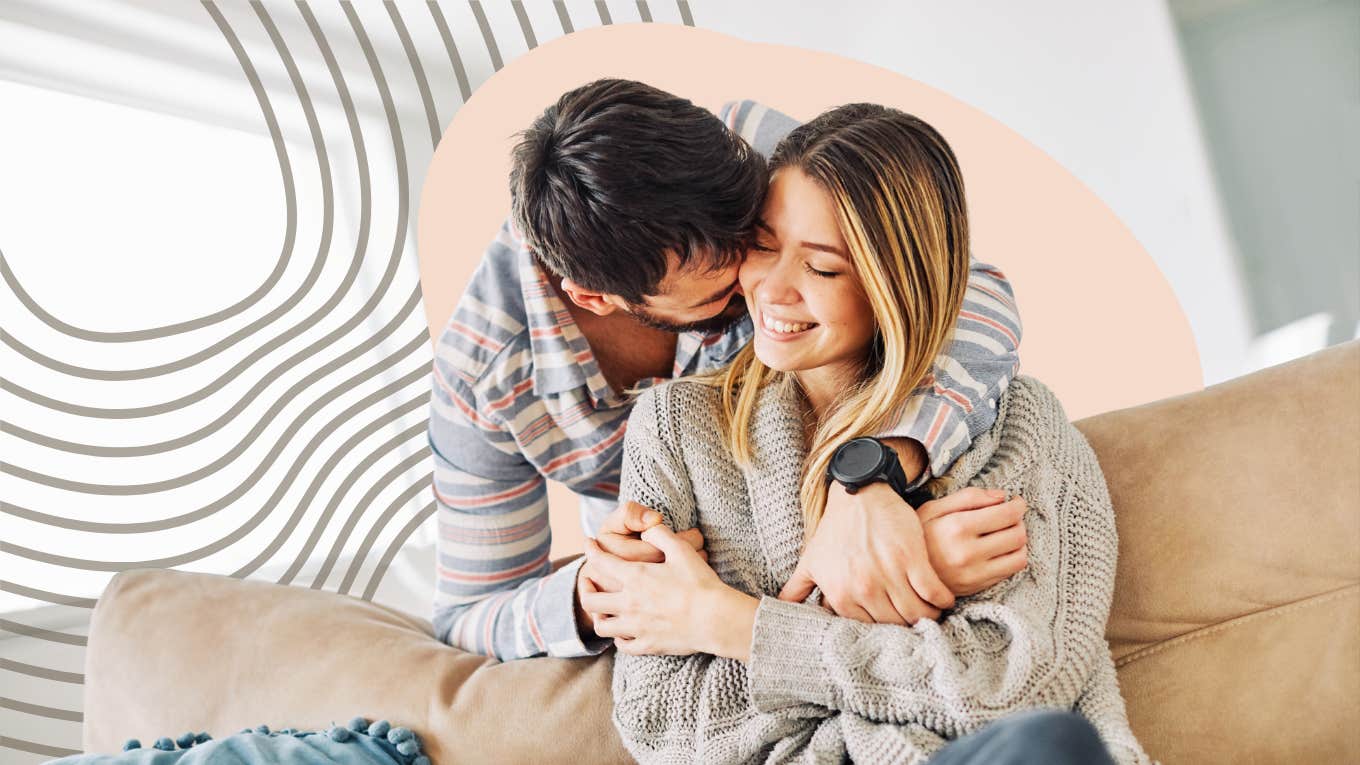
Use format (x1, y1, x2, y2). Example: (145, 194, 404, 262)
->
(515, 241, 755, 406)
(517, 244, 616, 406)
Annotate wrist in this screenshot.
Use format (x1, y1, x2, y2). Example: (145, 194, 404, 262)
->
(573, 569, 597, 639)
(706, 587, 758, 662)
(879, 437, 928, 485)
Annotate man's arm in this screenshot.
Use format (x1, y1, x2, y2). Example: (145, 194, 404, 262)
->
(428, 229, 609, 661)
(876, 258, 1023, 489)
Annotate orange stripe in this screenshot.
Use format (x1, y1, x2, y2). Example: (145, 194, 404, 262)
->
(486, 378, 535, 413)
(439, 551, 550, 584)
(542, 425, 627, 474)
(435, 476, 542, 509)
(923, 403, 951, 447)
(959, 310, 1019, 347)
(434, 373, 498, 430)
(449, 320, 504, 352)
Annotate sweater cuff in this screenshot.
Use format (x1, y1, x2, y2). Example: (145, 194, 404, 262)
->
(747, 596, 837, 713)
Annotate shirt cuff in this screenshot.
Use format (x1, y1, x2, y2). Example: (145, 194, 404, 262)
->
(534, 555, 612, 658)
(873, 396, 973, 492)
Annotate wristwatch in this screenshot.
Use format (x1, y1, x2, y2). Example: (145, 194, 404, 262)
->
(827, 436, 935, 507)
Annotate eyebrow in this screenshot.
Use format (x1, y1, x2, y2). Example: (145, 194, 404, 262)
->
(688, 279, 738, 309)
(755, 218, 849, 260)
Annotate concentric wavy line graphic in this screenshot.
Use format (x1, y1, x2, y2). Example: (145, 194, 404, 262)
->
(1, 0, 698, 756)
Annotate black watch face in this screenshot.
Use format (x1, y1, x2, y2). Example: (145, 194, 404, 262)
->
(834, 437, 885, 482)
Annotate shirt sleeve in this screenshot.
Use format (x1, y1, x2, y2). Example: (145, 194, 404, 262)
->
(718, 99, 801, 159)
(429, 318, 609, 662)
(875, 258, 1023, 491)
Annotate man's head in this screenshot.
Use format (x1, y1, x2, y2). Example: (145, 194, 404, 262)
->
(509, 79, 766, 333)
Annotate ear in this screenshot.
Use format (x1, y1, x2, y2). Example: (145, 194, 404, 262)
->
(560, 277, 621, 317)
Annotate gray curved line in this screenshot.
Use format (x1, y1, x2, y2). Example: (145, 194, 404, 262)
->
(1, 217, 404, 422)
(385, 1, 442, 148)
(264, 5, 440, 560)
(0, 7, 301, 344)
(3, 297, 422, 493)
(511, 1, 537, 49)
(0, 618, 86, 646)
(1, 735, 79, 758)
(1, 417, 425, 614)
(0, 385, 428, 569)
(0, 658, 83, 685)
(360, 499, 436, 602)
(0, 0, 374, 464)
(0, 0, 328, 377)
(0, 6, 370, 417)
(1, 0, 336, 382)
(4, 0, 421, 487)
(595, 0, 612, 24)
(554, 0, 574, 33)
(636, 1, 653, 23)
(0, 580, 97, 608)
(4, 339, 425, 526)
(229, 418, 425, 581)
(273, 430, 425, 584)
(678, 0, 694, 26)
(305, 449, 429, 589)
(468, 0, 503, 71)
(427, 1, 472, 102)
(1, 2, 379, 458)
(339, 476, 429, 594)
(0, 696, 82, 723)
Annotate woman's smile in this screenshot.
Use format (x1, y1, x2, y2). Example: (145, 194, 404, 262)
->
(757, 308, 819, 340)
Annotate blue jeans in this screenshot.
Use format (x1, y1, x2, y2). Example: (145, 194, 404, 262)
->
(926, 709, 1116, 765)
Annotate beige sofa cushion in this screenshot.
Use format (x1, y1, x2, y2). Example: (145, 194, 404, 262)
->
(1075, 339, 1359, 763)
(84, 342, 1359, 763)
(82, 567, 631, 765)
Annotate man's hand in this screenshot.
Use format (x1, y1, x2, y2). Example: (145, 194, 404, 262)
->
(575, 500, 705, 640)
(595, 501, 705, 563)
(916, 487, 1029, 597)
(779, 481, 950, 625)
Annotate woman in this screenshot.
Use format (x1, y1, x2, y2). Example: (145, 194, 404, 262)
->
(580, 103, 1154, 764)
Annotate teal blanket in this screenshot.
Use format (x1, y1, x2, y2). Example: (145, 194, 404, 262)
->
(43, 716, 430, 765)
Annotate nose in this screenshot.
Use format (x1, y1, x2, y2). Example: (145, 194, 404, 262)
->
(752, 254, 802, 307)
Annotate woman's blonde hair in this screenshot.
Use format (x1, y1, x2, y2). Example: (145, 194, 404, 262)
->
(696, 103, 971, 539)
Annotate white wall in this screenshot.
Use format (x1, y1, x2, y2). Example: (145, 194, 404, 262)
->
(692, 0, 1256, 385)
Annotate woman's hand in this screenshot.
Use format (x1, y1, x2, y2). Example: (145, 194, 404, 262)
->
(580, 525, 757, 660)
(917, 487, 1029, 597)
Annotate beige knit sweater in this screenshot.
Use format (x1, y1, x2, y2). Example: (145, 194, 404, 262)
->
(610, 373, 1155, 765)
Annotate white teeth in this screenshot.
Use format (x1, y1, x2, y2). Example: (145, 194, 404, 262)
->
(762, 314, 815, 334)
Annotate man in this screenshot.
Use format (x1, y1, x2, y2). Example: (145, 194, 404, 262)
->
(429, 79, 1027, 660)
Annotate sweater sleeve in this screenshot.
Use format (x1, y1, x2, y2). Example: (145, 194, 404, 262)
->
(609, 385, 840, 764)
(745, 386, 1128, 745)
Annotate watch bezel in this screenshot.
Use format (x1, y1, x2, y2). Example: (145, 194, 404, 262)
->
(828, 436, 893, 491)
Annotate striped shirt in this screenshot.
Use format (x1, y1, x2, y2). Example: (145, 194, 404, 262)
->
(429, 101, 1024, 661)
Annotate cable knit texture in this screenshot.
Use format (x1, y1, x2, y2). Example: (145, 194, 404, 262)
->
(610, 374, 1156, 765)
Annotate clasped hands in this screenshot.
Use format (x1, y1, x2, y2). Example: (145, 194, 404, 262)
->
(576, 482, 1030, 659)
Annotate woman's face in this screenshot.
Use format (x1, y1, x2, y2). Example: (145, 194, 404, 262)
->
(739, 167, 876, 376)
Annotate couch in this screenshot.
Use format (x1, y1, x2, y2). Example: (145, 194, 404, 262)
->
(82, 340, 1360, 763)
